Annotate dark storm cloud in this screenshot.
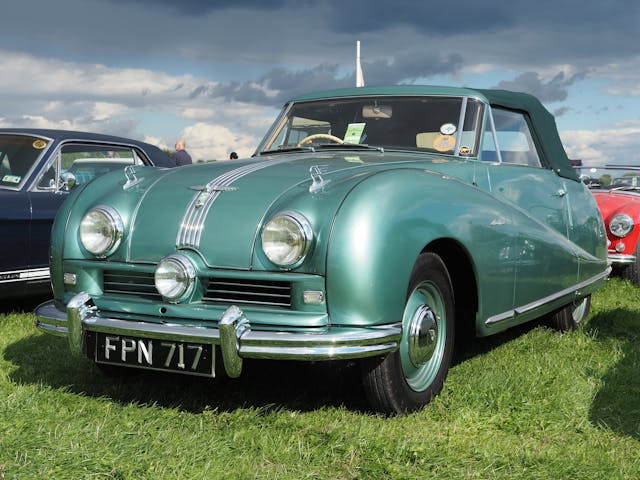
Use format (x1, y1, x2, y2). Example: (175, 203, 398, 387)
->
(105, 0, 300, 14)
(553, 106, 571, 117)
(493, 71, 588, 103)
(100, 0, 639, 41)
(4, 0, 638, 84)
(191, 51, 463, 106)
(326, 0, 515, 35)
(191, 64, 352, 106)
(364, 51, 463, 84)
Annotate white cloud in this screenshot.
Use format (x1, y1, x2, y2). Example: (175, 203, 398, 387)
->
(180, 123, 259, 161)
(91, 102, 129, 121)
(181, 107, 216, 121)
(0, 48, 276, 159)
(143, 136, 170, 152)
(17, 115, 74, 130)
(560, 121, 640, 166)
(0, 49, 199, 100)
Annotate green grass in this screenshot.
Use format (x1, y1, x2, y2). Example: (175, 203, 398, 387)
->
(1, 280, 640, 479)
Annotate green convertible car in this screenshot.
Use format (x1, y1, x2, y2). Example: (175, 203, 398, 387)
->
(36, 85, 609, 413)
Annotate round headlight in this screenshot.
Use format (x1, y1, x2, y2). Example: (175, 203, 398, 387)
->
(154, 254, 196, 301)
(610, 213, 634, 238)
(79, 206, 123, 256)
(261, 211, 313, 268)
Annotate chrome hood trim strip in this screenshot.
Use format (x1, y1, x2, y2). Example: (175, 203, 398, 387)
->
(176, 158, 292, 248)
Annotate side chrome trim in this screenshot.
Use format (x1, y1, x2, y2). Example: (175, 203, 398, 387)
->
(0, 267, 49, 284)
(35, 294, 402, 378)
(485, 267, 611, 327)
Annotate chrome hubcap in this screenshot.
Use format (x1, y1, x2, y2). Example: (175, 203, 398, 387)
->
(572, 297, 588, 323)
(408, 304, 439, 367)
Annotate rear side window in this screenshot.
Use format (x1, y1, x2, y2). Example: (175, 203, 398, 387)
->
(481, 108, 542, 167)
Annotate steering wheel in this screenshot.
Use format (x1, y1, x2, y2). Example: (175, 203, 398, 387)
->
(297, 133, 344, 147)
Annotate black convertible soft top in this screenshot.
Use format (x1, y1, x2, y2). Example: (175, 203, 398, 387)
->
(477, 89, 577, 181)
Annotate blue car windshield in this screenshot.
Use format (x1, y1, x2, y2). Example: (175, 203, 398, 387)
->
(0, 134, 50, 189)
(259, 95, 484, 157)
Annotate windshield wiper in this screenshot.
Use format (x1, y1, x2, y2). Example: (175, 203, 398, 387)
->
(259, 146, 316, 155)
(259, 143, 385, 156)
(314, 143, 385, 153)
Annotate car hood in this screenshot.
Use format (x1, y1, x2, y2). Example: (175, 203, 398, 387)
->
(592, 190, 640, 220)
(124, 152, 472, 268)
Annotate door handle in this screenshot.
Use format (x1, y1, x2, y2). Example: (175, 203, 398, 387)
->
(552, 189, 567, 198)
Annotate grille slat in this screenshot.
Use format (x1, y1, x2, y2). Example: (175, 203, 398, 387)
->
(104, 282, 157, 291)
(102, 270, 293, 308)
(103, 271, 160, 300)
(204, 278, 292, 308)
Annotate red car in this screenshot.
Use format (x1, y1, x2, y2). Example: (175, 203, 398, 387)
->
(580, 165, 640, 284)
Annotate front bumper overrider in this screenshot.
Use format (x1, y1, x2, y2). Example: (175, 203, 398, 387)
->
(35, 292, 402, 378)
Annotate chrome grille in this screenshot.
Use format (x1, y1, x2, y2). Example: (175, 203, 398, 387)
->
(203, 279, 292, 308)
(103, 270, 161, 300)
(102, 270, 292, 308)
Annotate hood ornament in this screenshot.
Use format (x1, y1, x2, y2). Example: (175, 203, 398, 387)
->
(123, 165, 143, 190)
(189, 184, 238, 208)
(309, 165, 331, 193)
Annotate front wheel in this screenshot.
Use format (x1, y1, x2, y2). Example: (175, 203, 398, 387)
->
(362, 252, 455, 414)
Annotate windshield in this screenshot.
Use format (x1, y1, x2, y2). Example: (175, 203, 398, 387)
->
(0, 134, 51, 189)
(578, 165, 640, 191)
(258, 95, 484, 157)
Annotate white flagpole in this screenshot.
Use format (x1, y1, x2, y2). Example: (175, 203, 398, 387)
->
(356, 41, 365, 87)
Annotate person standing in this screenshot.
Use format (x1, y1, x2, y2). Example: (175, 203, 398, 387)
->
(173, 139, 192, 166)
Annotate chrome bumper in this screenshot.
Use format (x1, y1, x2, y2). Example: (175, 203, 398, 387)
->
(35, 292, 401, 378)
(608, 253, 637, 265)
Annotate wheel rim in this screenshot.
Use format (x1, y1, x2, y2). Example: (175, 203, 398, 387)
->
(400, 280, 447, 392)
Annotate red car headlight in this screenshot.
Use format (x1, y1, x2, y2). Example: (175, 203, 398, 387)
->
(609, 213, 634, 238)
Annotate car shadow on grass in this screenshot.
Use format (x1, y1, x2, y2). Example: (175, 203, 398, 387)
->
(5, 319, 540, 415)
(585, 308, 640, 439)
(4, 332, 372, 414)
(452, 319, 540, 365)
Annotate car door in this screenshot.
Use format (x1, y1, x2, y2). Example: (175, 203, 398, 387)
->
(0, 189, 32, 282)
(479, 107, 579, 310)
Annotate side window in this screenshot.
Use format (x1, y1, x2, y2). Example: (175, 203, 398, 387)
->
(37, 144, 141, 190)
(481, 108, 542, 167)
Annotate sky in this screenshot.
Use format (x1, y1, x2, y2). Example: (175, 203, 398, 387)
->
(0, 0, 638, 165)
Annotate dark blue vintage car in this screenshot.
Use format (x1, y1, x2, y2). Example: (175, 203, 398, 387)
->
(0, 129, 174, 299)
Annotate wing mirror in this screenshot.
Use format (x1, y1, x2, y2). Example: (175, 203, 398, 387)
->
(60, 171, 76, 192)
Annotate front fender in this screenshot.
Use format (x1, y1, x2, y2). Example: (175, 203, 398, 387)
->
(49, 182, 91, 300)
(325, 168, 518, 327)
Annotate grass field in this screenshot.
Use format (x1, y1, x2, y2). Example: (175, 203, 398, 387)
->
(1, 279, 639, 479)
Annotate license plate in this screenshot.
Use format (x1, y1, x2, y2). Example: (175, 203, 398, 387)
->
(95, 333, 214, 377)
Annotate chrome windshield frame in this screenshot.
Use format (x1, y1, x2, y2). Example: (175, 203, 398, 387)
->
(255, 94, 488, 158)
